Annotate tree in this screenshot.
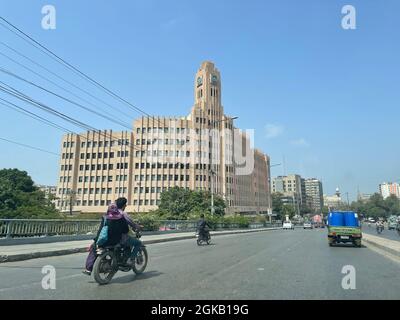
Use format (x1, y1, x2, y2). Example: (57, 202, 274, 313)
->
(157, 187, 226, 219)
(0, 169, 59, 219)
(350, 193, 400, 219)
(272, 192, 284, 217)
(281, 204, 296, 219)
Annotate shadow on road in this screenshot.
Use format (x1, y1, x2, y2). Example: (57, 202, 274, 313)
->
(109, 270, 164, 284)
(0, 265, 83, 270)
(329, 244, 367, 249)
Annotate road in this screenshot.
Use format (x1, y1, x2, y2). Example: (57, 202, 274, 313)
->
(362, 224, 400, 242)
(1, 228, 400, 299)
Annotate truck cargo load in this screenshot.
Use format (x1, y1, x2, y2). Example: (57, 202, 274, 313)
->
(327, 211, 362, 247)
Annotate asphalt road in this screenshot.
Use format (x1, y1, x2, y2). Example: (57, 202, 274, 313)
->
(362, 224, 400, 242)
(1, 228, 400, 300)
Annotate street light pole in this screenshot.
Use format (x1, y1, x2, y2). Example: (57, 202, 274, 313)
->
(210, 169, 215, 216)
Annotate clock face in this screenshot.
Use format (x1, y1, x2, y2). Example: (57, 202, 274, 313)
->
(211, 75, 218, 84)
(197, 76, 203, 87)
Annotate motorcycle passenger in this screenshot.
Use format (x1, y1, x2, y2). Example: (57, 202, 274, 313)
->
(197, 213, 211, 241)
(82, 198, 142, 275)
(376, 220, 384, 232)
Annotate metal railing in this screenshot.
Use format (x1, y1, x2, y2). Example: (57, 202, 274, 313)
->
(0, 219, 282, 239)
(0, 219, 100, 239)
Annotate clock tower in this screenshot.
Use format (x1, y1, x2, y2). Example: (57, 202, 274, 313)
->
(194, 61, 223, 120)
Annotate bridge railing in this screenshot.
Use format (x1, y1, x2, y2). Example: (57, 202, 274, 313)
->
(0, 219, 282, 239)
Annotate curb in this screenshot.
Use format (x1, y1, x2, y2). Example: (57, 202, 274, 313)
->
(362, 237, 400, 257)
(0, 227, 281, 263)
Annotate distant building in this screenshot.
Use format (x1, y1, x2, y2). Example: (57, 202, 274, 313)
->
(37, 185, 57, 204)
(304, 178, 324, 213)
(357, 193, 371, 202)
(379, 182, 400, 199)
(324, 187, 343, 210)
(272, 174, 305, 214)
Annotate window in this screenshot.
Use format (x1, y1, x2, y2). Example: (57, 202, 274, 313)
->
(78, 176, 83, 182)
(80, 153, 84, 159)
(110, 152, 114, 158)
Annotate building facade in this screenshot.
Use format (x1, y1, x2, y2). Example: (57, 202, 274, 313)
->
(304, 178, 324, 213)
(56, 61, 271, 215)
(379, 182, 400, 199)
(272, 174, 304, 215)
(324, 187, 343, 210)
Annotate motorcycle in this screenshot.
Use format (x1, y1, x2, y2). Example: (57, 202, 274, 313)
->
(92, 230, 148, 285)
(196, 229, 211, 246)
(376, 224, 384, 234)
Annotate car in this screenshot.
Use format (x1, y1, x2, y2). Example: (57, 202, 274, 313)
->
(303, 222, 312, 229)
(388, 221, 398, 230)
(283, 221, 294, 230)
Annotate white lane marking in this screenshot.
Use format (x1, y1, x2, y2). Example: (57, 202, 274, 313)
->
(257, 268, 264, 271)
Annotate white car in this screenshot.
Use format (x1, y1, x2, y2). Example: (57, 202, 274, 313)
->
(283, 221, 294, 230)
(303, 222, 312, 229)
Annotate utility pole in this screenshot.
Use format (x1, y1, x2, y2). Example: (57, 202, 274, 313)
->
(210, 169, 215, 216)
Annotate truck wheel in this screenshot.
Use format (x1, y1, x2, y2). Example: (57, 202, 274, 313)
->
(354, 240, 361, 248)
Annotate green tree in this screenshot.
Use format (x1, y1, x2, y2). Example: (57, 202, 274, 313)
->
(0, 169, 59, 219)
(157, 187, 226, 219)
(272, 192, 284, 217)
(281, 204, 296, 219)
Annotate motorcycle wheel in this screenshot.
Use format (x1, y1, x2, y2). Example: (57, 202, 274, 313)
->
(132, 247, 148, 275)
(197, 238, 202, 246)
(93, 251, 117, 285)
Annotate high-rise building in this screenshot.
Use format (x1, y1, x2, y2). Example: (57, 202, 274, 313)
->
(304, 178, 324, 213)
(379, 182, 400, 199)
(56, 61, 271, 215)
(272, 174, 304, 214)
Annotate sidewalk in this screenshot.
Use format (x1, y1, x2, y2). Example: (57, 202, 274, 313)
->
(363, 233, 400, 257)
(0, 227, 280, 263)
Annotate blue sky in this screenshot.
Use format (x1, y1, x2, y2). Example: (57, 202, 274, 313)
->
(0, 0, 399, 200)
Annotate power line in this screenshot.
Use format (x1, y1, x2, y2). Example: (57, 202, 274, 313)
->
(0, 17, 151, 118)
(0, 40, 135, 120)
(0, 97, 73, 133)
(0, 82, 146, 153)
(0, 136, 59, 156)
(0, 67, 132, 129)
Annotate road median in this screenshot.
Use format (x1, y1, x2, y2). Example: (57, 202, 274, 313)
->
(0, 227, 281, 263)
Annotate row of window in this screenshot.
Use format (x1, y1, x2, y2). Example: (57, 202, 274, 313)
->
(136, 127, 188, 134)
(135, 138, 189, 146)
(78, 163, 128, 171)
(77, 175, 128, 183)
(79, 152, 122, 159)
(80, 139, 129, 148)
(62, 153, 74, 159)
(63, 142, 75, 148)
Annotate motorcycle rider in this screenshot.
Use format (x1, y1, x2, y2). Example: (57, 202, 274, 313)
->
(197, 213, 211, 241)
(82, 197, 142, 275)
(376, 219, 384, 232)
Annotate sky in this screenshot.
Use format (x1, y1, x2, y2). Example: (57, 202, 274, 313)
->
(0, 0, 399, 201)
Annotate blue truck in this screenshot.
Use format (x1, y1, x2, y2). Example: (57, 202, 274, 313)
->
(327, 211, 362, 247)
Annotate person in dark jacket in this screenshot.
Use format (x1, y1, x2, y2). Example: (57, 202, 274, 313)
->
(197, 213, 211, 240)
(82, 198, 142, 275)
